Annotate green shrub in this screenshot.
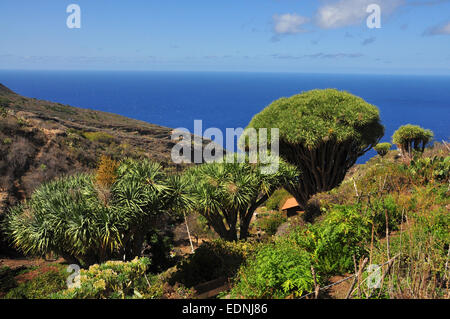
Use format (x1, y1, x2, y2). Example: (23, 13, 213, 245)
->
(16, 117, 28, 127)
(265, 188, 291, 211)
(52, 258, 157, 299)
(368, 195, 402, 235)
(186, 212, 218, 243)
(256, 211, 287, 236)
(229, 241, 316, 299)
(0, 267, 18, 295)
(51, 258, 195, 299)
(44, 104, 77, 115)
(290, 204, 372, 275)
(0, 97, 11, 107)
(316, 207, 370, 274)
(145, 225, 179, 273)
(374, 142, 392, 157)
(82, 131, 115, 144)
(5, 265, 67, 299)
(170, 239, 256, 287)
(370, 207, 449, 299)
(408, 156, 450, 183)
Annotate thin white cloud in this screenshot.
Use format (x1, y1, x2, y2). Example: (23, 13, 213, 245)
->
(273, 13, 309, 34)
(424, 21, 450, 35)
(271, 52, 364, 59)
(362, 36, 376, 45)
(316, 0, 405, 29)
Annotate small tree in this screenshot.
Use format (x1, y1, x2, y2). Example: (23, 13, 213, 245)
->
(392, 124, 434, 158)
(374, 142, 392, 158)
(244, 89, 384, 208)
(183, 157, 299, 241)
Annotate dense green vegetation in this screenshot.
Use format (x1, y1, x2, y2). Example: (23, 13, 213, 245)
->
(227, 147, 449, 299)
(0, 85, 448, 300)
(244, 89, 384, 209)
(51, 257, 193, 299)
(182, 157, 299, 241)
(374, 142, 392, 157)
(2, 159, 190, 266)
(255, 211, 287, 236)
(169, 240, 256, 288)
(229, 241, 316, 298)
(264, 188, 291, 211)
(2, 265, 68, 299)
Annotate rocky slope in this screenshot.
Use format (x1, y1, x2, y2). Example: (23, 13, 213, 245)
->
(0, 83, 184, 210)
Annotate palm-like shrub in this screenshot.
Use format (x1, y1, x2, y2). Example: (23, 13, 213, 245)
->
(244, 89, 384, 208)
(374, 142, 392, 157)
(392, 124, 434, 158)
(183, 157, 299, 241)
(2, 159, 189, 266)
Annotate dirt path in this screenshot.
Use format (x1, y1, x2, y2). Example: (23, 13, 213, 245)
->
(33, 128, 62, 163)
(322, 274, 354, 299)
(0, 257, 65, 269)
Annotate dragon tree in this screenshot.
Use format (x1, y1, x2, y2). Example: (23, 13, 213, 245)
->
(392, 124, 434, 159)
(243, 89, 384, 208)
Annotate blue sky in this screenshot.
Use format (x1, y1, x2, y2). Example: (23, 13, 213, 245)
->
(1, 0, 450, 74)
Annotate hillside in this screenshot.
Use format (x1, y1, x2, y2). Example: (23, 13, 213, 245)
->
(0, 85, 448, 300)
(0, 83, 183, 210)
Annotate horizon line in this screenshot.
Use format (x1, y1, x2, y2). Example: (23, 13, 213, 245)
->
(1, 68, 450, 78)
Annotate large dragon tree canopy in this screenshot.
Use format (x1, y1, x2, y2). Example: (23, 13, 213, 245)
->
(246, 89, 384, 150)
(244, 89, 385, 208)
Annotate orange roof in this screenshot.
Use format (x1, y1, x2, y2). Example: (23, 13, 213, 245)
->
(281, 197, 300, 210)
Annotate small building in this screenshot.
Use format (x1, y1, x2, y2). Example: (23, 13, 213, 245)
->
(281, 197, 303, 217)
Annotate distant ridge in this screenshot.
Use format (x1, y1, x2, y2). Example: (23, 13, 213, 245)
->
(0, 83, 179, 212)
(0, 83, 218, 213)
(0, 83, 16, 95)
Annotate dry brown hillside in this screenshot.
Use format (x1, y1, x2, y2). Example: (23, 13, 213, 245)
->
(0, 83, 184, 210)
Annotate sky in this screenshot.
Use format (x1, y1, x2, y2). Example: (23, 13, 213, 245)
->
(1, 0, 450, 74)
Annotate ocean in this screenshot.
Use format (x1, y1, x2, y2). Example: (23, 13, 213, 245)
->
(0, 70, 449, 163)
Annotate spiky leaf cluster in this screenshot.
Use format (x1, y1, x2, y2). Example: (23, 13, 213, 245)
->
(392, 124, 433, 156)
(374, 142, 392, 157)
(183, 156, 299, 241)
(2, 159, 188, 266)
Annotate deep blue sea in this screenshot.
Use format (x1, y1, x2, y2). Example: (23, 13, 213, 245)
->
(0, 70, 449, 163)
